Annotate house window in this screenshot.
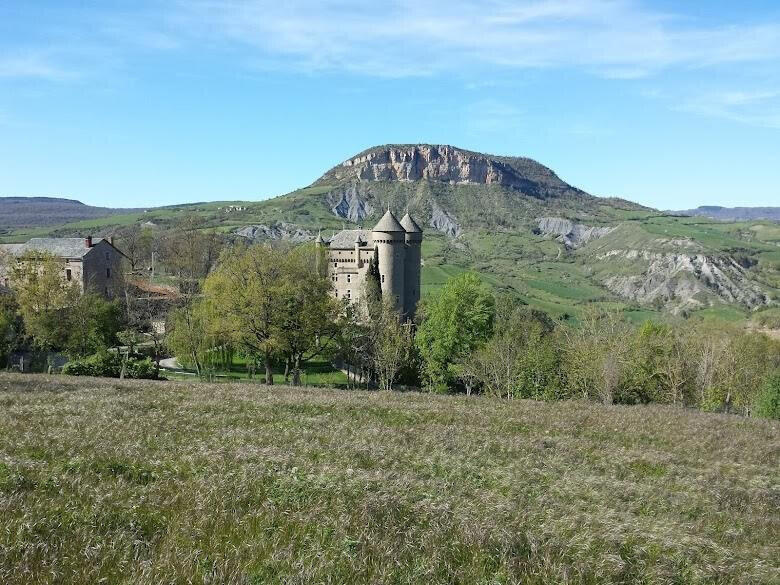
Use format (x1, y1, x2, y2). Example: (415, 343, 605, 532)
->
(106, 267, 111, 278)
(65, 269, 72, 281)
(105, 252, 110, 260)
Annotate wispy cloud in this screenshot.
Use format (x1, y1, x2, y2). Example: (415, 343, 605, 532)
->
(0, 52, 79, 81)
(678, 89, 780, 129)
(174, 0, 780, 77)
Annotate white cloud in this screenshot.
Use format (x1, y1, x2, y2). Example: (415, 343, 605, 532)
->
(678, 89, 780, 129)
(174, 0, 780, 77)
(0, 52, 78, 81)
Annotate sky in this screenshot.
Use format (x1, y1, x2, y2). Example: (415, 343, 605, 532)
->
(1, 1, 779, 210)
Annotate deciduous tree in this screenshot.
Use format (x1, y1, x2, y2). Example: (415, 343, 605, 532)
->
(415, 273, 495, 392)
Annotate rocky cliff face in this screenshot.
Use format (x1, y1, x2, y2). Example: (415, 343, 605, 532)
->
(318, 144, 585, 199)
(234, 222, 313, 243)
(598, 249, 770, 311)
(537, 217, 613, 249)
(326, 186, 375, 223)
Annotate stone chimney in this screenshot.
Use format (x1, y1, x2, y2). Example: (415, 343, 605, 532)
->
(109, 236, 114, 246)
(85, 236, 92, 248)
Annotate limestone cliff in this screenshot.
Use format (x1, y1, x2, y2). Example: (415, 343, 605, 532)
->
(317, 144, 589, 200)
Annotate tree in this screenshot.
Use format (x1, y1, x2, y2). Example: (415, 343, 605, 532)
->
(755, 371, 780, 420)
(372, 300, 413, 391)
(335, 300, 372, 388)
(275, 246, 340, 385)
(203, 243, 290, 384)
(11, 251, 80, 351)
(167, 302, 208, 377)
(64, 294, 121, 359)
(162, 215, 223, 295)
(116, 225, 143, 272)
(560, 309, 636, 404)
(119, 281, 169, 376)
(457, 305, 560, 399)
(415, 273, 495, 392)
(0, 293, 22, 367)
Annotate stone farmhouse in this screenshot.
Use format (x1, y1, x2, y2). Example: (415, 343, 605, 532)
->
(318, 209, 423, 318)
(0, 236, 125, 298)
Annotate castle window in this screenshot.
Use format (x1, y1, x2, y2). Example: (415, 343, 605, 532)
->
(346, 274, 351, 283)
(106, 267, 111, 278)
(66, 269, 72, 281)
(335, 290, 338, 297)
(346, 289, 351, 299)
(381, 274, 385, 283)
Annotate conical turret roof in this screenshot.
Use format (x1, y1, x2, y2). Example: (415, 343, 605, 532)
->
(400, 213, 422, 233)
(372, 209, 405, 232)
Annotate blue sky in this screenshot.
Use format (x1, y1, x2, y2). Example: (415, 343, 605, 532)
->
(1, 1, 779, 210)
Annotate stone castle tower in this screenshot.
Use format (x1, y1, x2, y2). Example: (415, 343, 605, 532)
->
(318, 209, 423, 318)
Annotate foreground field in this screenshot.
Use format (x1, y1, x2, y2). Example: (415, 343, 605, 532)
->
(0, 374, 778, 584)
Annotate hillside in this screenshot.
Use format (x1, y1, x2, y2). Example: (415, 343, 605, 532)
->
(3, 144, 779, 319)
(674, 206, 780, 222)
(0, 197, 142, 229)
(2, 373, 778, 584)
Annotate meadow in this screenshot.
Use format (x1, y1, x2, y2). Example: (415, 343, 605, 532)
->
(1, 373, 778, 584)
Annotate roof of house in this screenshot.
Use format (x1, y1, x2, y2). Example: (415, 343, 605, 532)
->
(0, 243, 25, 255)
(0, 237, 125, 259)
(18, 238, 94, 258)
(400, 213, 422, 233)
(327, 229, 373, 250)
(372, 209, 405, 232)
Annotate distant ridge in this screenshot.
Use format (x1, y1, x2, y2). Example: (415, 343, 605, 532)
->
(673, 206, 780, 222)
(0, 196, 142, 229)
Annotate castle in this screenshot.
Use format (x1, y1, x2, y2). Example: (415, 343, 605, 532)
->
(317, 209, 423, 317)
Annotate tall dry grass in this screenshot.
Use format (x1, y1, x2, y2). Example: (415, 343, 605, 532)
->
(0, 373, 778, 584)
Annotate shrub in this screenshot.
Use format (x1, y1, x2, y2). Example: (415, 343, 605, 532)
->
(755, 372, 780, 420)
(125, 357, 158, 380)
(63, 351, 157, 380)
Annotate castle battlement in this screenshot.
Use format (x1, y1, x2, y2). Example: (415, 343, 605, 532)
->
(317, 209, 423, 317)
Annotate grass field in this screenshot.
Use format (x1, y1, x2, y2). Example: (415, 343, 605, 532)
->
(1, 373, 778, 584)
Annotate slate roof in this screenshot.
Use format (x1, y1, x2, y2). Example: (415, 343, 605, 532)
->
(3, 238, 94, 259)
(327, 229, 373, 250)
(372, 209, 405, 232)
(400, 213, 422, 233)
(0, 244, 24, 255)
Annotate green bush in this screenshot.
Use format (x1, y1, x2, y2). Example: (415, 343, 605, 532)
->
(755, 372, 780, 420)
(63, 351, 157, 380)
(125, 357, 158, 379)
